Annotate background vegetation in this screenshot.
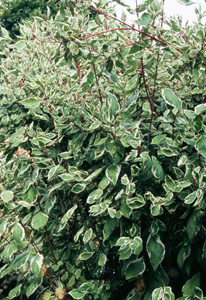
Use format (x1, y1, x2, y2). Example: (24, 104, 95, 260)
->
(0, 0, 59, 38)
(0, 0, 206, 299)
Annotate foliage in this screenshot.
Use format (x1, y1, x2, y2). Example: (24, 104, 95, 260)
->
(0, 0, 59, 38)
(0, 0, 206, 299)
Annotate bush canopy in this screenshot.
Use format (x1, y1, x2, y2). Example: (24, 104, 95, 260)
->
(0, 0, 206, 299)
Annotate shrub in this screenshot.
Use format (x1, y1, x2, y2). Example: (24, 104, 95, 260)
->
(0, 1, 206, 299)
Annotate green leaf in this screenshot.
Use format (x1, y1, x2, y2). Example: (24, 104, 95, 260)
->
(126, 196, 144, 211)
(195, 135, 206, 157)
(125, 257, 146, 279)
(137, 13, 152, 26)
(106, 165, 121, 185)
(31, 253, 44, 276)
(59, 173, 74, 182)
(146, 234, 165, 271)
(71, 183, 86, 193)
(121, 174, 130, 185)
(23, 186, 37, 204)
(184, 191, 197, 205)
(26, 277, 43, 298)
(69, 289, 87, 299)
(119, 247, 132, 260)
(48, 166, 59, 181)
(126, 92, 139, 107)
(83, 167, 104, 183)
(125, 76, 138, 91)
(182, 273, 200, 296)
(152, 287, 175, 300)
(14, 41, 26, 49)
(178, 155, 187, 167)
(87, 189, 103, 204)
(195, 104, 206, 115)
(13, 222, 25, 244)
(31, 212, 48, 230)
(83, 228, 93, 244)
(103, 217, 118, 241)
(98, 176, 110, 189)
(152, 157, 165, 180)
(78, 282, 95, 292)
(10, 252, 30, 271)
(0, 219, 7, 237)
(77, 252, 94, 261)
(177, 244, 191, 269)
(184, 109, 196, 119)
(158, 148, 179, 157)
(19, 98, 42, 109)
(115, 237, 130, 247)
(186, 211, 201, 240)
(1, 190, 14, 203)
(8, 284, 22, 299)
(120, 200, 132, 218)
(162, 88, 182, 110)
(74, 226, 85, 243)
(151, 135, 166, 144)
(165, 175, 175, 192)
(108, 92, 120, 116)
(98, 253, 107, 267)
(61, 205, 77, 223)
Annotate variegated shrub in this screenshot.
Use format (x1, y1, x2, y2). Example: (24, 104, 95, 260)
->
(0, 0, 206, 299)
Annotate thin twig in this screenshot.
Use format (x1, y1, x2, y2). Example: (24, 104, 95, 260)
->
(0, 292, 9, 300)
(140, 58, 152, 108)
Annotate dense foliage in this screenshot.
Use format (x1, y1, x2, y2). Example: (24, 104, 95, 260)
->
(0, 0, 206, 299)
(0, 0, 59, 38)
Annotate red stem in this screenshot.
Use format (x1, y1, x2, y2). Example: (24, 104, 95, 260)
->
(0, 292, 9, 300)
(120, 38, 150, 49)
(45, 227, 58, 264)
(88, 6, 183, 54)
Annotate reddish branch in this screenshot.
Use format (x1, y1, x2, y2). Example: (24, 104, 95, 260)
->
(92, 64, 103, 104)
(140, 57, 152, 108)
(120, 38, 150, 49)
(0, 292, 9, 300)
(88, 6, 183, 54)
(77, 61, 81, 83)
